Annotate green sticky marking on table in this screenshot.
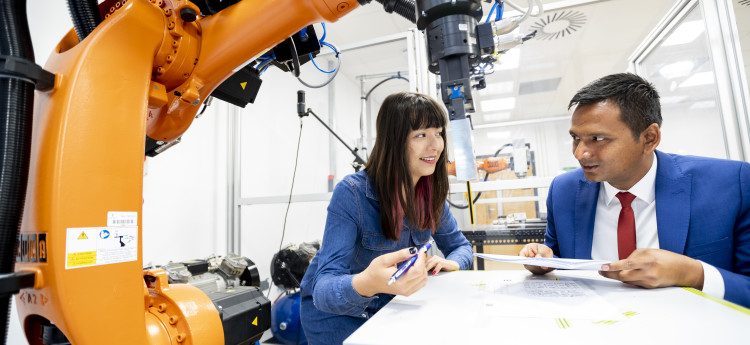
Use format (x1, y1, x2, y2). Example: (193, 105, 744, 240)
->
(623, 311, 639, 317)
(592, 320, 618, 324)
(682, 287, 750, 315)
(555, 318, 570, 329)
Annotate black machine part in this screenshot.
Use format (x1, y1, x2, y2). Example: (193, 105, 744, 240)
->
(270, 25, 321, 73)
(189, 0, 241, 16)
(209, 64, 262, 108)
(417, 0, 484, 121)
(270, 241, 320, 291)
(40, 321, 71, 345)
(144, 135, 182, 157)
(144, 254, 269, 345)
(148, 253, 260, 294)
(363, 0, 488, 121)
(207, 286, 271, 345)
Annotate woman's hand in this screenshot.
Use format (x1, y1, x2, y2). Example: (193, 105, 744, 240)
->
(352, 247, 428, 297)
(425, 255, 460, 275)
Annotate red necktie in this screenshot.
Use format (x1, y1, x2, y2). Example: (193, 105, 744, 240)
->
(615, 192, 637, 260)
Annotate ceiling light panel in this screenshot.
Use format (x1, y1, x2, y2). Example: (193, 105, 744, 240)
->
(480, 97, 516, 112)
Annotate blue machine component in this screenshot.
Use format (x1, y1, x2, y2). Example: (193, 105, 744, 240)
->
(449, 85, 466, 102)
(271, 292, 307, 345)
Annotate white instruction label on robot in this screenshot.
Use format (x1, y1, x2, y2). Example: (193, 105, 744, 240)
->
(107, 211, 138, 227)
(65, 227, 138, 269)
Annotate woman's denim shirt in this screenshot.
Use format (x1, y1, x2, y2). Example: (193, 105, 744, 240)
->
(300, 171, 473, 345)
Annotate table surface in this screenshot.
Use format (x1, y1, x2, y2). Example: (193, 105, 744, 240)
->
(344, 270, 749, 345)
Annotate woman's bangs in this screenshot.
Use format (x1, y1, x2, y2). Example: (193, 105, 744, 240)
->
(409, 104, 446, 130)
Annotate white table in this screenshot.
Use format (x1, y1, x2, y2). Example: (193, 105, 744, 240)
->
(345, 270, 749, 345)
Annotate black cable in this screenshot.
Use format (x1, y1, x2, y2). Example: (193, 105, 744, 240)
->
(375, 0, 416, 23)
(267, 118, 304, 300)
(448, 143, 515, 209)
(447, 172, 489, 209)
(363, 73, 409, 101)
(197, 96, 212, 117)
(0, 1, 35, 342)
(67, 0, 101, 42)
(287, 38, 301, 78)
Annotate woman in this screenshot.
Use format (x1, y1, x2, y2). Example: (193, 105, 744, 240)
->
(299, 92, 473, 345)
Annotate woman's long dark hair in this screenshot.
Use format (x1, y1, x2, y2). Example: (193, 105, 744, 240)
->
(365, 92, 449, 240)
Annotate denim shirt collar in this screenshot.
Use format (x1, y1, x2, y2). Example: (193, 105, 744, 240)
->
(362, 171, 379, 202)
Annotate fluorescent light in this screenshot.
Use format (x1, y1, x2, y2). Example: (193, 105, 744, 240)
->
(689, 100, 715, 109)
(480, 97, 516, 112)
(659, 61, 694, 79)
(482, 112, 511, 122)
(662, 20, 704, 46)
(486, 131, 512, 139)
(679, 72, 714, 88)
(660, 95, 688, 104)
(479, 81, 514, 95)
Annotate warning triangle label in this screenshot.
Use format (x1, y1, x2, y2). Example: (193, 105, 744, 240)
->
(240, 82, 247, 90)
(78, 232, 88, 240)
(251, 316, 257, 326)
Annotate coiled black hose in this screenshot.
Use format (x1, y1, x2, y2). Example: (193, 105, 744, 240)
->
(0, 0, 35, 342)
(67, 0, 101, 41)
(375, 0, 417, 23)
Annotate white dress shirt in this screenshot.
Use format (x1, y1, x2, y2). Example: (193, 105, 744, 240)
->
(590, 153, 724, 298)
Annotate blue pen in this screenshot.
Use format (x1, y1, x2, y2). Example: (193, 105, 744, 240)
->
(387, 240, 433, 285)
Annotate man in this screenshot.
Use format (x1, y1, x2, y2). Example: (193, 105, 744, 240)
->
(520, 73, 750, 308)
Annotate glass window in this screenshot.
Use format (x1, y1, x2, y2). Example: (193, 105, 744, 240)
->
(635, 6, 727, 158)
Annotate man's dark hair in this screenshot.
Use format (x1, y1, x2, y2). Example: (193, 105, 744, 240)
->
(568, 73, 662, 139)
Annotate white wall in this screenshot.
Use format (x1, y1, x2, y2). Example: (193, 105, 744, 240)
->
(237, 60, 367, 296)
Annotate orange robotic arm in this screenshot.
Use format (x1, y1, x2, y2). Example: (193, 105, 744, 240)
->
(6, 0, 520, 343)
(446, 156, 510, 176)
(12, 1, 360, 344)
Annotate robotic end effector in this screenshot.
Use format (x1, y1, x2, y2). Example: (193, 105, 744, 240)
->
(417, 0, 485, 122)
(365, 0, 536, 180)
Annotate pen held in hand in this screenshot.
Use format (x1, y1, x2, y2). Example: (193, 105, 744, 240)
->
(387, 240, 433, 286)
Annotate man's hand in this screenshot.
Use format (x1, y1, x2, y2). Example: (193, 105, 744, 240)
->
(519, 243, 556, 275)
(352, 247, 428, 297)
(425, 255, 460, 275)
(599, 248, 705, 289)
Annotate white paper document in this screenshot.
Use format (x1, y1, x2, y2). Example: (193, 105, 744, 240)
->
(474, 253, 610, 270)
(482, 279, 625, 320)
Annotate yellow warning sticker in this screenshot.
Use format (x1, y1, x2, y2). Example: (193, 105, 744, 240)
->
(240, 82, 247, 90)
(251, 316, 258, 326)
(67, 251, 96, 267)
(66, 227, 138, 269)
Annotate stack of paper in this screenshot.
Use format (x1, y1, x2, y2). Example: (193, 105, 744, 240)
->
(474, 253, 610, 270)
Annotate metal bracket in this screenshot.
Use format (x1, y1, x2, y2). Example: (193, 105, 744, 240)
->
(0, 55, 55, 90)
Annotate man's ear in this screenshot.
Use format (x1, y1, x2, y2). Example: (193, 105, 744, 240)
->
(641, 123, 661, 153)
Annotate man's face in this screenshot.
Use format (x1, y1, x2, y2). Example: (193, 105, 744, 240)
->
(569, 101, 652, 190)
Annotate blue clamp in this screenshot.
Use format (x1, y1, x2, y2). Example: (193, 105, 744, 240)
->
(449, 85, 466, 102)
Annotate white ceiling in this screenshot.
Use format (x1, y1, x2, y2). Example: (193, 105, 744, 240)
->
(318, 0, 683, 125)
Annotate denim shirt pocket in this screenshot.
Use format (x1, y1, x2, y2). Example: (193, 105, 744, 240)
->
(361, 231, 398, 251)
(410, 228, 430, 247)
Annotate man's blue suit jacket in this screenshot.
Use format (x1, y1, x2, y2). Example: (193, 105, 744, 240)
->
(545, 150, 750, 308)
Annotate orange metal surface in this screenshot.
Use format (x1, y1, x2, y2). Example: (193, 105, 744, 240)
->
(144, 270, 224, 345)
(146, 0, 360, 142)
(447, 157, 510, 175)
(13, 0, 359, 343)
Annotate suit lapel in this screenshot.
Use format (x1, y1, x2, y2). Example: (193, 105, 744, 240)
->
(654, 151, 691, 254)
(575, 177, 599, 259)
